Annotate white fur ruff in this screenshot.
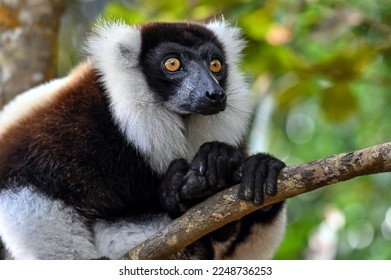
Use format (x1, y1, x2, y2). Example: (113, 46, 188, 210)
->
(85, 20, 253, 174)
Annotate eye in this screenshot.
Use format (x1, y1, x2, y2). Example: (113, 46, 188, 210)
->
(210, 59, 222, 73)
(164, 57, 181, 72)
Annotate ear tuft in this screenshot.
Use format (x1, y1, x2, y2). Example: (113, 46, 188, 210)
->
(84, 20, 141, 70)
(206, 19, 247, 65)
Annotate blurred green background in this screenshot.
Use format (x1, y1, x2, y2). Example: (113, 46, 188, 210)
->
(59, 0, 391, 259)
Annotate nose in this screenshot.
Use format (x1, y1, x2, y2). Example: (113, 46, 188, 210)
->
(205, 90, 227, 111)
(205, 90, 226, 103)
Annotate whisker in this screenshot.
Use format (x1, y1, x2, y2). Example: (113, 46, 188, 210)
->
(225, 103, 248, 119)
(132, 98, 163, 105)
(227, 87, 246, 96)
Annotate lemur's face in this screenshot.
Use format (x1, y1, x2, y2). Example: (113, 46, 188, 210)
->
(140, 23, 228, 116)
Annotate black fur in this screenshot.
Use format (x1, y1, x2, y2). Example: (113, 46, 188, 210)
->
(0, 238, 5, 259)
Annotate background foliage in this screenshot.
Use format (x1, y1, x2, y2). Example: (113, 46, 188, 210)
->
(59, 0, 391, 259)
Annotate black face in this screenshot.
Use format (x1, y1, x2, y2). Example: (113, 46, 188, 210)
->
(140, 23, 228, 116)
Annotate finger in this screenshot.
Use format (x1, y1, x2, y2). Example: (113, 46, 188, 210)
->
(215, 155, 227, 190)
(233, 164, 243, 182)
(253, 160, 266, 204)
(264, 159, 285, 196)
(238, 157, 257, 200)
(206, 149, 217, 187)
(166, 158, 188, 176)
(192, 143, 211, 175)
(180, 170, 210, 200)
(160, 159, 189, 217)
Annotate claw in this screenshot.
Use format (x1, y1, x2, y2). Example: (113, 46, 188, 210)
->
(238, 184, 253, 201)
(265, 181, 277, 196)
(198, 162, 206, 175)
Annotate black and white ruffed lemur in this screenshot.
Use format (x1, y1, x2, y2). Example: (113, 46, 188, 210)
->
(0, 20, 286, 259)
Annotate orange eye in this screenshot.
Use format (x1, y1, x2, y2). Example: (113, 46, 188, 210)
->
(210, 59, 222, 73)
(164, 58, 181, 72)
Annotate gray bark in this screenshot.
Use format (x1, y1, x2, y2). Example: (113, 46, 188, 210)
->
(0, 0, 66, 109)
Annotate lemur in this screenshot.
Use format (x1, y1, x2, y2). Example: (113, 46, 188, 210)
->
(0, 20, 286, 259)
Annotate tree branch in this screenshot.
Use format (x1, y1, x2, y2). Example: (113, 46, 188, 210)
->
(120, 142, 391, 260)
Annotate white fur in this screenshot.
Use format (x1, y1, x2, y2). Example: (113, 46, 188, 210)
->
(0, 187, 97, 259)
(94, 214, 172, 259)
(86, 20, 253, 174)
(0, 76, 69, 137)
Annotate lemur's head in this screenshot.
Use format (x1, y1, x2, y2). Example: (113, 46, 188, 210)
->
(87, 20, 249, 117)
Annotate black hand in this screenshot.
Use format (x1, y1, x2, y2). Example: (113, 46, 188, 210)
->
(180, 141, 243, 202)
(160, 159, 189, 218)
(238, 153, 285, 205)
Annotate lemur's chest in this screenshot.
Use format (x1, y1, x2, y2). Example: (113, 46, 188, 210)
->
(130, 112, 248, 176)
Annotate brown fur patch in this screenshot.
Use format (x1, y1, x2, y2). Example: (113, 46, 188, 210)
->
(0, 60, 161, 220)
(0, 60, 100, 184)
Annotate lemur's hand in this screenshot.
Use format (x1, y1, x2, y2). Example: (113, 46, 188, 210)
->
(180, 141, 243, 202)
(160, 143, 286, 218)
(160, 142, 242, 218)
(238, 153, 285, 205)
(160, 159, 189, 218)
